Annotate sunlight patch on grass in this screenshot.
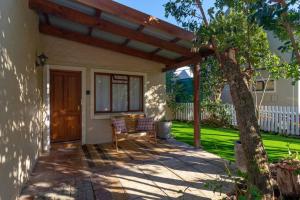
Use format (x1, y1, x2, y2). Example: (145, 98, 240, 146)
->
(171, 121, 300, 162)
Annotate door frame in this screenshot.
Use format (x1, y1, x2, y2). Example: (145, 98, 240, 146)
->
(43, 65, 86, 151)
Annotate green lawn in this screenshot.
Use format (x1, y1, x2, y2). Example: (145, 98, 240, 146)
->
(172, 121, 300, 162)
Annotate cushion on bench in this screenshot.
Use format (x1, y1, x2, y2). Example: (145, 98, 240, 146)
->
(136, 117, 154, 131)
(112, 118, 127, 134)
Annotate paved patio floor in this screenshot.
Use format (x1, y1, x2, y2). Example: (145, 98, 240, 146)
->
(19, 139, 235, 200)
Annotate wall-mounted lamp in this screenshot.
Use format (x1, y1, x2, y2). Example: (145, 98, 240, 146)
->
(36, 53, 48, 67)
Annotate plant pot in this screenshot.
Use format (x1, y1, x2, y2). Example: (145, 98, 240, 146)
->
(234, 141, 247, 173)
(276, 161, 300, 198)
(157, 121, 172, 139)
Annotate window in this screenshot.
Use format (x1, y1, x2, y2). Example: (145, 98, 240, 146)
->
(94, 73, 143, 113)
(253, 80, 275, 92)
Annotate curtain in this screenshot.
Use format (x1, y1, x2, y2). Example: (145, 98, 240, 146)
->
(129, 77, 142, 111)
(112, 84, 128, 112)
(95, 75, 110, 112)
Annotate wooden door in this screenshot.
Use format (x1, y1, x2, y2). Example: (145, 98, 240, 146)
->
(50, 70, 82, 143)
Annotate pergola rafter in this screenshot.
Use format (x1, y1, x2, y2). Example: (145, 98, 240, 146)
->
(29, 0, 194, 57)
(40, 24, 175, 65)
(88, 9, 102, 36)
(74, 0, 195, 41)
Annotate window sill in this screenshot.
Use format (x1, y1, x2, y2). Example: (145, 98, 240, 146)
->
(253, 90, 276, 93)
(91, 112, 145, 120)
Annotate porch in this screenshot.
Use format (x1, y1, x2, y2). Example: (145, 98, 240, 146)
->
(20, 139, 234, 200)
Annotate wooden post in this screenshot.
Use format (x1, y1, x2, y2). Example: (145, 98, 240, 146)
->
(193, 62, 201, 148)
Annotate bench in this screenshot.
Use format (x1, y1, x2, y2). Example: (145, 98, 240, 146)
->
(111, 114, 157, 151)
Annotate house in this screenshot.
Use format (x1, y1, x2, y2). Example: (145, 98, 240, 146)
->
(0, 0, 213, 199)
(222, 32, 300, 108)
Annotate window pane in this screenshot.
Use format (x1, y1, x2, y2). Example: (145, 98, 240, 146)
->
(129, 77, 142, 111)
(255, 81, 264, 91)
(95, 74, 110, 112)
(265, 80, 275, 91)
(112, 84, 128, 112)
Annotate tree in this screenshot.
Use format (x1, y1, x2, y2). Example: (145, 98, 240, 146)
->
(166, 70, 191, 117)
(200, 57, 225, 102)
(164, 1, 287, 198)
(251, 0, 300, 82)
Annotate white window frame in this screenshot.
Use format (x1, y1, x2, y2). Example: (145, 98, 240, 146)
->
(90, 68, 147, 119)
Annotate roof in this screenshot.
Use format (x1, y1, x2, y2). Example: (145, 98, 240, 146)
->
(29, 0, 214, 71)
(175, 67, 193, 79)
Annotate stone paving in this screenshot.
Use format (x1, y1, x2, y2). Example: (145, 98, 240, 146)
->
(19, 139, 235, 200)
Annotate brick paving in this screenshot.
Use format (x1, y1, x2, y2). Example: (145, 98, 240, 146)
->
(19, 139, 235, 200)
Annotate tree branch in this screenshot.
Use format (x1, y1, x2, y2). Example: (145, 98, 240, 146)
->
(194, 0, 224, 68)
(277, 0, 300, 65)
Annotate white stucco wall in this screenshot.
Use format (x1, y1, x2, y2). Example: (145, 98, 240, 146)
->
(40, 35, 167, 144)
(222, 78, 299, 107)
(253, 78, 298, 107)
(0, 0, 43, 199)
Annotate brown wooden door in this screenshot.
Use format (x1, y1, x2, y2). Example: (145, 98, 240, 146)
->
(50, 70, 82, 143)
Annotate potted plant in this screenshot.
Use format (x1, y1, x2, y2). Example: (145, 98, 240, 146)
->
(157, 117, 172, 139)
(274, 147, 300, 198)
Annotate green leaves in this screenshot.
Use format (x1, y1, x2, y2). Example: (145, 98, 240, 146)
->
(164, 0, 298, 82)
(164, 0, 199, 32)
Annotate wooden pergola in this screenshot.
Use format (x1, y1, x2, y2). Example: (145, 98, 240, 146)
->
(29, 0, 214, 148)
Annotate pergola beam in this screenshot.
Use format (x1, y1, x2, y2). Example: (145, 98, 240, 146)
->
(39, 24, 175, 65)
(162, 46, 214, 72)
(162, 55, 202, 72)
(29, 0, 194, 57)
(74, 0, 194, 41)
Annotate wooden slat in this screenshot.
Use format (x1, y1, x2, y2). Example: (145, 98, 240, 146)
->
(29, 0, 194, 57)
(74, 0, 194, 41)
(40, 24, 175, 65)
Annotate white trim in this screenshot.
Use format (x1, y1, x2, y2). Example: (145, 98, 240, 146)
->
(90, 68, 147, 120)
(42, 65, 50, 151)
(43, 65, 87, 151)
(298, 81, 300, 113)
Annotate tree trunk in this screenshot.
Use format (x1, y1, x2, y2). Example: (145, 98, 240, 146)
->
(222, 49, 274, 199)
(210, 81, 225, 102)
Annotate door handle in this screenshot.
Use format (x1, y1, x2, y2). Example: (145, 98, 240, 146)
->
(77, 105, 81, 111)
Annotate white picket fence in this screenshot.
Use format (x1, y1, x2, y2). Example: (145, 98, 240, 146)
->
(174, 103, 300, 136)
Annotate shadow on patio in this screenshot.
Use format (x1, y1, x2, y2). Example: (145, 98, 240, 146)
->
(19, 139, 236, 200)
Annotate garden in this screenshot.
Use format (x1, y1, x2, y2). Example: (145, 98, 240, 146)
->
(171, 121, 300, 162)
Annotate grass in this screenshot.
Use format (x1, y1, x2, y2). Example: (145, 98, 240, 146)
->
(171, 121, 300, 162)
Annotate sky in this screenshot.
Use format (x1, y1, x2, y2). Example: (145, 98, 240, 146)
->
(114, 0, 215, 27)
